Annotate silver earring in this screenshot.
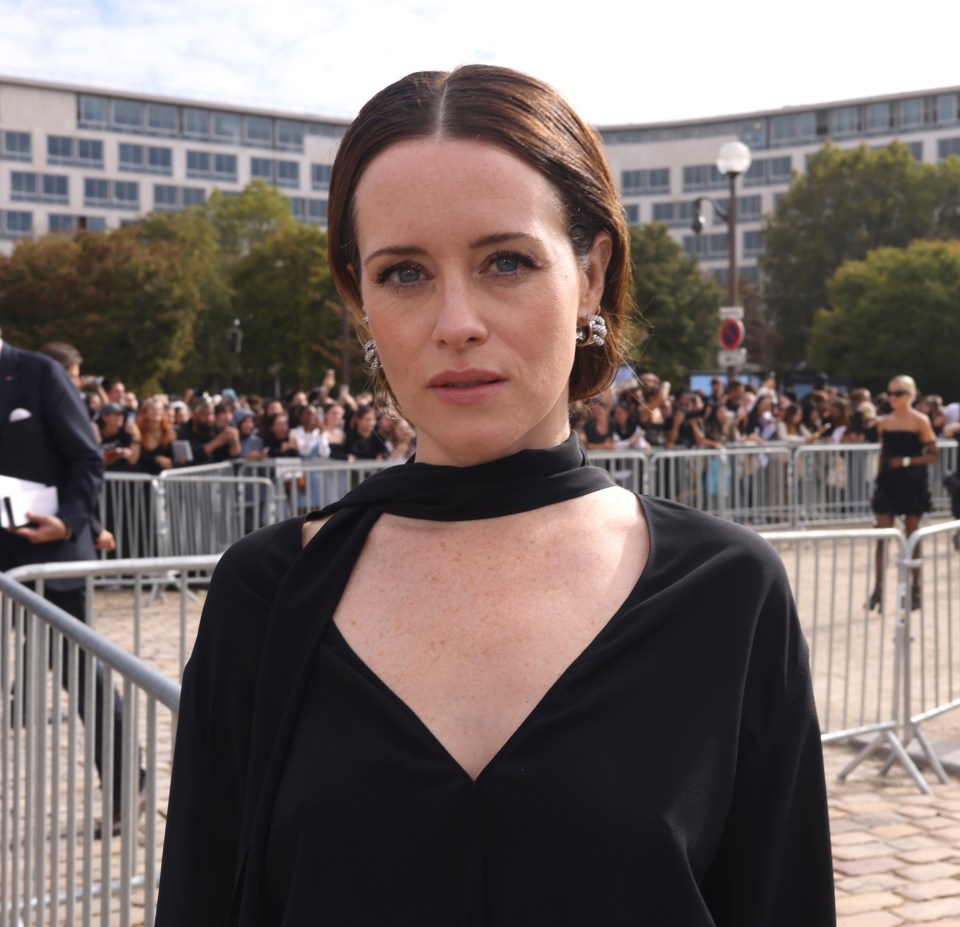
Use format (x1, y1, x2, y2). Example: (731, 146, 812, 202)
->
(576, 314, 607, 348)
(361, 314, 381, 372)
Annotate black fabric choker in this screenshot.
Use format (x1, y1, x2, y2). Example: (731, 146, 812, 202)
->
(232, 431, 617, 923)
(312, 431, 617, 523)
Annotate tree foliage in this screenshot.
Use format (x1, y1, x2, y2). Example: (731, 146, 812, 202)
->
(807, 239, 960, 396)
(761, 142, 960, 366)
(230, 224, 347, 388)
(0, 228, 203, 394)
(629, 224, 724, 383)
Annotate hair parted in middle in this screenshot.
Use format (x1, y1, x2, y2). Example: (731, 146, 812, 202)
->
(326, 64, 634, 403)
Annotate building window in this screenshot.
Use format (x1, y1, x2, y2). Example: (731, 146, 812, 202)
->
(48, 135, 74, 164)
(119, 142, 144, 171)
(621, 167, 670, 194)
(312, 163, 332, 190)
(119, 143, 172, 175)
(769, 156, 792, 184)
(1, 210, 33, 239)
(908, 141, 923, 161)
(652, 202, 674, 224)
(147, 103, 178, 136)
(276, 160, 299, 188)
(1, 130, 32, 162)
(898, 98, 925, 129)
(770, 112, 817, 146)
(184, 108, 211, 140)
(865, 102, 891, 134)
(149, 146, 173, 174)
(48, 214, 77, 234)
(938, 137, 960, 160)
(153, 184, 207, 211)
(251, 157, 273, 181)
(307, 122, 347, 139)
(187, 150, 211, 178)
(743, 229, 765, 257)
(830, 106, 859, 137)
(307, 199, 327, 224)
(682, 164, 725, 193)
(84, 178, 138, 209)
(213, 153, 238, 181)
(213, 112, 242, 145)
(113, 181, 140, 209)
(112, 99, 144, 133)
(42, 174, 69, 205)
(245, 116, 272, 147)
(623, 203, 640, 226)
(154, 184, 179, 210)
(10, 172, 38, 201)
(78, 95, 109, 129)
(938, 94, 959, 125)
(78, 139, 104, 167)
(276, 119, 304, 152)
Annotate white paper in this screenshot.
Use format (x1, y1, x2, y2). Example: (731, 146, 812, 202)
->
(0, 476, 60, 529)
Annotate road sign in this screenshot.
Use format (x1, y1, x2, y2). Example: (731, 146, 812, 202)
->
(719, 306, 744, 321)
(719, 318, 745, 350)
(717, 348, 747, 368)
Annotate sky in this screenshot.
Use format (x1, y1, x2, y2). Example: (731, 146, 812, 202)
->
(1, 0, 958, 127)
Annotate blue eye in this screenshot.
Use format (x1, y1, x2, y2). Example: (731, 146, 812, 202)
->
(494, 253, 521, 273)
(396, 266, 420, 284)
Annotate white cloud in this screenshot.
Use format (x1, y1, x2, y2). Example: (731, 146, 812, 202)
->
(0, 0, 958, 125)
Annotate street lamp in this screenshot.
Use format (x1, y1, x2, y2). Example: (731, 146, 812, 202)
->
(691, 140, 752, 307)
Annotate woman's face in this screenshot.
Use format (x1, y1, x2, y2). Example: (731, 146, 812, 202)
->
(325, 405, 344, 429)
(271, 415, 289, 438)
(239, 415, 255, 436)
(354, 137, 610, 467)
(300, 408, 319, 431)
(887, 379, 915, 410)
(355, 409, 376, 437)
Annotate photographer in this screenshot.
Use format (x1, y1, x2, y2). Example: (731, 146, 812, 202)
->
(666, 390, 721, 450)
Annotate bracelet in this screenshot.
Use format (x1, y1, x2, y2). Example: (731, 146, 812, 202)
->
(902, 456, 911, 468)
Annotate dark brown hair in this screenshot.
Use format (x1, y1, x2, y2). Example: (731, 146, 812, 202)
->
(327, 64, 633, 402)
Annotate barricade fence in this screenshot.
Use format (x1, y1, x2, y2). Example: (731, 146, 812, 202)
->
(97, 440, 958, 562)
(0, 570, 181, 927)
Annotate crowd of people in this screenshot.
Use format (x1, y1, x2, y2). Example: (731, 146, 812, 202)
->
(573, 370, 960, 452)
(73, 369, 414, 478)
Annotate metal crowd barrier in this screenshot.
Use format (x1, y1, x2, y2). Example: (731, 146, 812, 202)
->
(236, 458, 395, 517)
(0, 570, 181, 927)
(896, 518, 960, 785)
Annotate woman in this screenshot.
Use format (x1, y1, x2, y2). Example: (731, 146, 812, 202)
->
(342, 403, 386, 461)
(135, 397, 176, 474)
(158, 66, 834, 925)
(868, 375, 938, 611)
(577, 396, 617, 449)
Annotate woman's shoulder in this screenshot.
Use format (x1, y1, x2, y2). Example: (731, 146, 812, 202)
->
(639, 495, 782, 576)
(212, 517, 305, 603)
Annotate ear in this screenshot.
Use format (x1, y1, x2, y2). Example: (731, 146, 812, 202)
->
(578, 232, 613, 318)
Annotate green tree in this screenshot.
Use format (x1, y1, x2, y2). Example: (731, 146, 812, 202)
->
(0, 227, 204, 394)
(629, 224, 724, 383)
(229, 224, 346, 389)
(201, 180, 296, 257)
(761, 142, 960, 367)
(807, 239, 960, 396)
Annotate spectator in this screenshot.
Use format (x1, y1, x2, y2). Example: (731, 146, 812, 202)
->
(344, 404, 386, 461)
(178, 400, 240, 465)
(578, 397, 617, 449)
(236, 410, 266, 461)
(262, 412, 299, 458)
(98, 403, 141, 471)
(136, 398, 176, 474)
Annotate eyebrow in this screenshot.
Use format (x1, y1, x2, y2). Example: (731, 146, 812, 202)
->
(361, 231, 542, 268)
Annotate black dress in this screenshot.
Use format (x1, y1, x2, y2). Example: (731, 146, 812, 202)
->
(157, 438, 834, 926)
(871, 431, 932, 516)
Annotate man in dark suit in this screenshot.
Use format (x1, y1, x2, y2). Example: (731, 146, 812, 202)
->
(0, 332, 133, 836)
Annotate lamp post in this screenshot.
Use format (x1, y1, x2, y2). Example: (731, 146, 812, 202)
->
(715, 141, 751, 307)
(691, 140, 752, 307)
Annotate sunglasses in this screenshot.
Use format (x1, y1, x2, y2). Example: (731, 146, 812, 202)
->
(888, 390, 911, 398)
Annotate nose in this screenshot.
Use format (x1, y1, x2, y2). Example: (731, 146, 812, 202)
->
(430, 280, 488, 349)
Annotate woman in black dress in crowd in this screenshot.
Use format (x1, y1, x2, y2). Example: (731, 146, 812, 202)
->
(868, 375, 938, 611)
(157, 65, 835, 925)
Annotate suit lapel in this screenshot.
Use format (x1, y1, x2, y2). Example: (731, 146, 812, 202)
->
(0, 345, 24, 443)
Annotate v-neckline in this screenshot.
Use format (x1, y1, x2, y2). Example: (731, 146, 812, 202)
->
(323, 494, 657, 784)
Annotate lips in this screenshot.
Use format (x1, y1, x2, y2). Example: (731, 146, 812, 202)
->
(426, 369, 507, 405)
(427, 369, 504, 389)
